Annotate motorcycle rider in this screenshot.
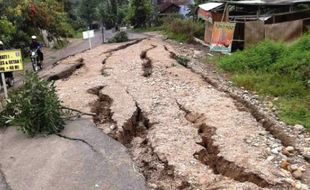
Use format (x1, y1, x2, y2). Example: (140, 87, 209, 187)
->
(0, 40, 14, 87)
(30, 35, 44, 63)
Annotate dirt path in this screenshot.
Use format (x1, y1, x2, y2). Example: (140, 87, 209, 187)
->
(54, 36, 310, 190)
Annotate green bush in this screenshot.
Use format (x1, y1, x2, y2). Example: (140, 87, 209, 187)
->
(272, 36, 310, 87)
(219, 41, 286, 73)
(108, 31, 129, 43)
(218, 33, 310, 129)
(162, 17, 205, 43)
(0, 72, 65, 137)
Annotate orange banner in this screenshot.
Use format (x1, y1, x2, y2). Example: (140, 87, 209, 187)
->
(210, 22, 236, 53)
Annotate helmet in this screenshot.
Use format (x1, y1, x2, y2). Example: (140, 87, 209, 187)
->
(0, 41, 3, 45)
(31, 35, 37, 40)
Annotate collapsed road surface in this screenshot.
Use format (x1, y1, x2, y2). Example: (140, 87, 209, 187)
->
(0, 120, 147, 190)
(54, 36, 310, 189)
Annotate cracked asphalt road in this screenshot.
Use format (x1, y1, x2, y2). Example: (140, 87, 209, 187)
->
(1, 34, 309, 190)
(0, 30, 147, 94)
(0, 119, 147, 190)
(54, 36, 310, 189)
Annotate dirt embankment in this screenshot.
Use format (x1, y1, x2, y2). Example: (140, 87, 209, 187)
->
(53, 36, 310, 190)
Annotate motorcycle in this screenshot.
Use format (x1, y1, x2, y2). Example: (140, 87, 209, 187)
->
(0, 72, 14, 89)
(30, 48, 43, 72)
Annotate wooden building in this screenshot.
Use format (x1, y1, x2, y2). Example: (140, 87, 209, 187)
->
(198, 0, 310, 51)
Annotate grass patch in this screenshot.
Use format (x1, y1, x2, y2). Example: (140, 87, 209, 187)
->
(73, 30, 84, 39)
(218, 34, 310, 130)
(23, 56, 31, 64)
(277, 97, 310, 127)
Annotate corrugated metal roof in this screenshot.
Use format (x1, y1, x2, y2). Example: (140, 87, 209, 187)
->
(199, 2, 224, 11)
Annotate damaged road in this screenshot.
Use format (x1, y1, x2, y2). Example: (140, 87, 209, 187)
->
(53, 36, 310, 189)
(0, 119, 147, 190)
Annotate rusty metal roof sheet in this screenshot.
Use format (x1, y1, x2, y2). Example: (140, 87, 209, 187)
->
(211, 0, 310, 5)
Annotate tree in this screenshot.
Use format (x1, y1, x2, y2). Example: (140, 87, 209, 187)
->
(78, 0, 98, 27)
(0, 17, 16, 45)
(98, 0, 116, 29)
(0, 0, 74, 49)
(127, 0, 153, 28)
(98, 0, 128, 29)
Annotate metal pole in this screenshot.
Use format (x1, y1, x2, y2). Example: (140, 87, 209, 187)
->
(1, 73, 8, 99)
(221, 3, 227, 22)
(101, 24, 104, 43)
(88, 31, 92, 49)
(103, 27, 105, 43)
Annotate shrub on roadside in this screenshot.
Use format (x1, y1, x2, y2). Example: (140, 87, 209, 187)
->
(0, 72, 65, 137)
(162, 17, 205, 43)
(273, 35, 310, 88)
(175, 55, 190, 67)
(218, 34, 310, 129)
(219, 41, 286, 73)
(108, 31, 129, 43)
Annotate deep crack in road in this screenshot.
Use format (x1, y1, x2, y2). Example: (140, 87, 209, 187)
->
(47, 36, 310, 189)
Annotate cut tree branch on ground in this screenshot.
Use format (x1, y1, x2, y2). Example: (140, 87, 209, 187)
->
(61, 106, 96, 117)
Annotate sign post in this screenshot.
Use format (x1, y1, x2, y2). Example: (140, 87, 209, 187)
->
(1, 73, 8, 99)
(0, 49, 24, 99)
(88, 35, 92, 49)
(83, 30, 95, 49)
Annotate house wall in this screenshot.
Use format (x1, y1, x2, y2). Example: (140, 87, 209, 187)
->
(164, 5, 180, 13)
(265, 9, 310, 24)
(205, 18, 307, 50)
(265, 20, 304, 42)
(304, 18, 310, 32)
(244, 21, 265, 48)
(200, 6, 310, 51)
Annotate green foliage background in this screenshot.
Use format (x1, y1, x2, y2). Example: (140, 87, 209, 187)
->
(162, 16, 205, 43)
(127, 0, 153, 28)
(219, 34, 310, 129)
(0, 0, 74, 49)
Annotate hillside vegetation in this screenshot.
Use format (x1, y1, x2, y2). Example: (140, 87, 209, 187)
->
(162, 17, 205, 43)
(219, 34, 310, 129)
